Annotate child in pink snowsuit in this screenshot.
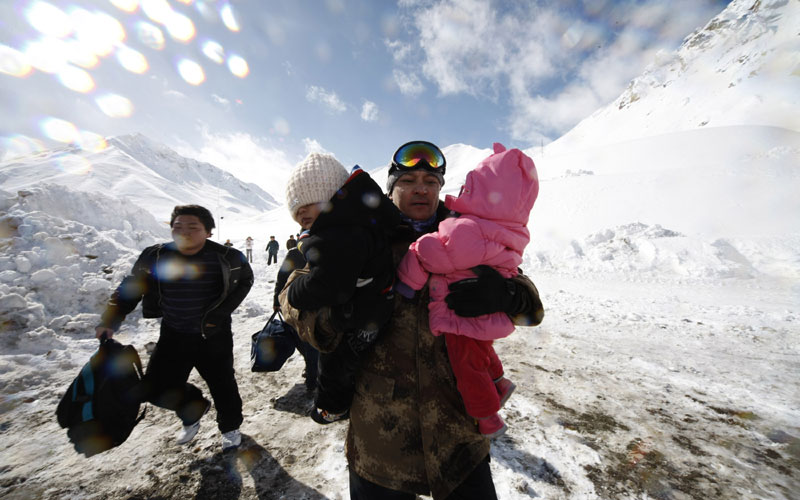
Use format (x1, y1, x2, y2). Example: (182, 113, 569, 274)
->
(396, 143, 539, 438)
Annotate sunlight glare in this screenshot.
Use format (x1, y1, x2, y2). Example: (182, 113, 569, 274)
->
(25, 1, 72, 38)
(141, 0, 172, 25)
(116, 45, 149, 73)
(57, 65, 95, 93)
(135, 21, 166, 50)
(177, 58, 205, 85)
(0, 44, 33, 77)
(24, 38, 69, 73)
(96, 93, 134, 118)
(220, 4, 240, 32)
(1, 135, 45, 160)
(40, 117, 79, 144)
(64, 39, 99, 68)
(202, 40, 225, 64)
(71, 8, 126, 57)
(109, 0, 140, 13)
(227, 54, 249, 78)
(76, 131, 108, 152)
(166, 11, 196, 42)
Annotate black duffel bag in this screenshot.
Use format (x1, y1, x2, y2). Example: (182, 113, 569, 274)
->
(56, 335, 146, 457)
(250, 310, 297, 372)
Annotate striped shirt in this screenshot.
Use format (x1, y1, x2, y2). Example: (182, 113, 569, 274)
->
(157, 247, 223, 334)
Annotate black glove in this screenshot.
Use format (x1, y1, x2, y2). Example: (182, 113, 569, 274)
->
(445, 265, 518, 317)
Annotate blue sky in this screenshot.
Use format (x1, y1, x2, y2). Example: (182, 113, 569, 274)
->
(1, 0, 730, 191)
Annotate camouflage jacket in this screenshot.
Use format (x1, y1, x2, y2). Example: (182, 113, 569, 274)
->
(345, 226, 544, 499)
(280, 215, 544, 499)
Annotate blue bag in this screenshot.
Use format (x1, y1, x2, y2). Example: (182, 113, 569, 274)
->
(250, 310, 297, 372)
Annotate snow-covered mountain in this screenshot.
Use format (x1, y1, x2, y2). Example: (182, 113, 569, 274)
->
(549, 0, 800, 152)
(0, 0, 798, 498)
(0, 133, 280, 226)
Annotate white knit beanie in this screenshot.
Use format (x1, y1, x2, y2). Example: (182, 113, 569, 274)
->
(285, 152, 350, 220)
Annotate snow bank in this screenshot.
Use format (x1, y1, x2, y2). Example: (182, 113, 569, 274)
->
(0, 185, 168, 353)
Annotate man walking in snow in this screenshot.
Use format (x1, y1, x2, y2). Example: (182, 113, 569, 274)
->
(95, 204, 253, 451)
(266, 235, 279, 265)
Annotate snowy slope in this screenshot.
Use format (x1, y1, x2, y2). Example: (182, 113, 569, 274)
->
(0, 133, 281, 234)
(0, 0, 798, 498)
(548, 0, 800, 153)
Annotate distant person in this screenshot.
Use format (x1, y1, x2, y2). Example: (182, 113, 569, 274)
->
(278, 152, 400, 425)
(224, 239, 233, 247)
(273, 230, 318, 391)
(396, 143, 539, 438)
(245, 236, 254, 263)
(266, 236, 279, 265)
(95, 204, 253, 451)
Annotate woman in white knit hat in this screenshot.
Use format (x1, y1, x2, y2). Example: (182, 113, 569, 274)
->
(277, 152, 401, 424)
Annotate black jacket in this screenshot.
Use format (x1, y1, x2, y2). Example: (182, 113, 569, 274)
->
(287, 169, 402, 335)
(99, 240, 254, 338)
(266, 240, 280, 254)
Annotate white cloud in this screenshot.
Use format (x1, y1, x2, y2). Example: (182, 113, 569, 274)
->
(302, 138, 329, 155)
(385, 39, 411, 62)
(361, 101, 378, 122)
(164, 89, 187, 99)
(173, 128, 294, 201)
(212, 94, 230, 106)
(392, 69, 425, 96)
(397, 0, 726, 143)
(305, 85, 347, 113)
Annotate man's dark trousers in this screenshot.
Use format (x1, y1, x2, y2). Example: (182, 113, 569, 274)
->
(142, 324, 243, 433)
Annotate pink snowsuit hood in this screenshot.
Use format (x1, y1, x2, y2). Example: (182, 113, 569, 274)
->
(445, 143, 539, 226)
(396, 143, 539, 340)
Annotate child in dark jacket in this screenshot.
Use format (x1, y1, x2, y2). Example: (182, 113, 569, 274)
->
(280, 152, 400, 424)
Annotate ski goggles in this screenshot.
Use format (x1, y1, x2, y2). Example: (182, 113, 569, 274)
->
(390, 140, 446, 175)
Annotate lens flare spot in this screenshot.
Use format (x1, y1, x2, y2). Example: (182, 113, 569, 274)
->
(0, 44, 33, 77)
(65, 40, 99, 68)
(96, 93, 134, 118)
(77, 131, 108, 153)
(141, 0, 172, 24)
(1, 135, 45, 160)
(110, 0, 140, 13)
(220, 4, 240, 32)
(488, 191, 503, 204)
(136, 21, 165, 50)
(273, 117, 290, 135)
(117, 45, 148, 74)
(177, 58, 205, 85)
(362, 192, 381, 209)
(227, 54, 248, 78)
(57, 65, 95, 93)
(40, 117, 79, 144)
(175, 0, 193, 4)
(56, 154, 92, 174)
(24, 38, 69, 73)
(202, 40, 225, 64)
(158, 259, 202, 280)
(166, 11, 196, 42)
(25, 1, 72, 38)
(71, 8, 126, 57)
